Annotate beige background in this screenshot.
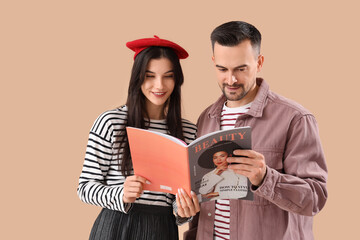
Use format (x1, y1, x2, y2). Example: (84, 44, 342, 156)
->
(1, 0, 359, 239)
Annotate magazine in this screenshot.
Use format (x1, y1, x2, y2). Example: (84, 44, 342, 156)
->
(126, 126, 253, 202)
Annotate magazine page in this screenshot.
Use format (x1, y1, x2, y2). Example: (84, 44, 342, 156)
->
(188, 126, 254, 203)
(126, 127, 191, 195)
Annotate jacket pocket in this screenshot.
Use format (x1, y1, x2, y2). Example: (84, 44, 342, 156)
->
(256, 148, 284, 172)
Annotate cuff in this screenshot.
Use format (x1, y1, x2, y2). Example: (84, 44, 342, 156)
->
(251, 166, 279, 199)
(172, 199, 194, 225)
(176, 215, 193, 226)
(119, 189, 133, 213)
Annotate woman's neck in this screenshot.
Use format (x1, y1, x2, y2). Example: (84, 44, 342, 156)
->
(145, 103, 166, 120)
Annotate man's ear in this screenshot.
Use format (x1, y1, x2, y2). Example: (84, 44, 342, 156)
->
(257, 55, 264, 73)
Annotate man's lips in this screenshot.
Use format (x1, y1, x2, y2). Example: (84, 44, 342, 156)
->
(224, 83, 243, 91)
(226, 86, 240, 91)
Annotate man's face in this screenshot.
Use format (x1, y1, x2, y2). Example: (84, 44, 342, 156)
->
(212, 40, 264, 107)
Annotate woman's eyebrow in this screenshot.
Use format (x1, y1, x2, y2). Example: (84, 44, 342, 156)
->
(145, 70, 174, 74)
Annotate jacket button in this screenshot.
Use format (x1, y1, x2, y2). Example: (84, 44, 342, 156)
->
(208, 213, 211, 216)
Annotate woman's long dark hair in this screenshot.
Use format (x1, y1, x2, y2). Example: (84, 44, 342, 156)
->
(119, 46, 185, 176)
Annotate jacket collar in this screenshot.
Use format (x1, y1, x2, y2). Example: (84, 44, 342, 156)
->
(208, 78, 269, 118)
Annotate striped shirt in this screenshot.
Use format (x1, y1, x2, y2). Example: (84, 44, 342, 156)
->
(220, 102, 251, 130)
(214, 101, 251, 240)
(77, 105, 197, 214)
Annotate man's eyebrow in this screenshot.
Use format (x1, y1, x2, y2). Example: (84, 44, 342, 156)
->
(215, 64, 226, 69)
(235, 64, 248, 68)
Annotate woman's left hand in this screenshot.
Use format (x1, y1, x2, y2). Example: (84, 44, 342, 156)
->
(176, 189, 200, 218)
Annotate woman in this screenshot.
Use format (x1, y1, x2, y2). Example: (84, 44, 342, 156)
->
(198, 141, 248, 200)
(77, 35, 199, 240)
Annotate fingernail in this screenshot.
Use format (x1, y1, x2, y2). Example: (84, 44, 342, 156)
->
(178, 189, 181, 195)
(191, 191, 195, 195)
(146, 180, 151, 184)
(181, 188, 185, 194)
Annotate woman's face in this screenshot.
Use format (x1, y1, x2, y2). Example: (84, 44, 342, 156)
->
(213, 151, 229, 167)
(141, 57, 175, 114)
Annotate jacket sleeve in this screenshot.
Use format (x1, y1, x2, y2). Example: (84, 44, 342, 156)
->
(77, 113, 131, 213)
(253, 114, 328, 216)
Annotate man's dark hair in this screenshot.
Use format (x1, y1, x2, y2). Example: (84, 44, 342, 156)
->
(211, 21, 262, 54)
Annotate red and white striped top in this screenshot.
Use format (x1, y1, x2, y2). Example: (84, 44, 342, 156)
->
(220, 102, 251, 130)
(214, 101, 251, 239)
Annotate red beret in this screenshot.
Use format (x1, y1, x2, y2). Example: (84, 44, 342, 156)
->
(126, 35, 189, 60)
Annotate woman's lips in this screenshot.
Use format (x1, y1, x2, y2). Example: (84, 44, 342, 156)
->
(152, 92, 166, 97)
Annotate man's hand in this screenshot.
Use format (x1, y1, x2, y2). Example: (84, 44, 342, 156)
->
(227, 149, 267, 186)
(123, 175, 149, 203)
(176, 189, 200, 218)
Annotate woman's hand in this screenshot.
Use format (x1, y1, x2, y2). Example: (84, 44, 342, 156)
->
(123, 175, 149, 203)
(176, 188, 200, 218)
(214, 165, 227, 175)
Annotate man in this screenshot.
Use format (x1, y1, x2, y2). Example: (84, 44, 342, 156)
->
(184, 21, 328, 240)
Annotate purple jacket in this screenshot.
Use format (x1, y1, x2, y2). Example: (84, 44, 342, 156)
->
(184, 78, 328, 240)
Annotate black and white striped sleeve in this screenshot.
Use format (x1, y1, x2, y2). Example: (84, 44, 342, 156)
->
(77, 110, 130, 213)
(182, 119, 197, 144)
